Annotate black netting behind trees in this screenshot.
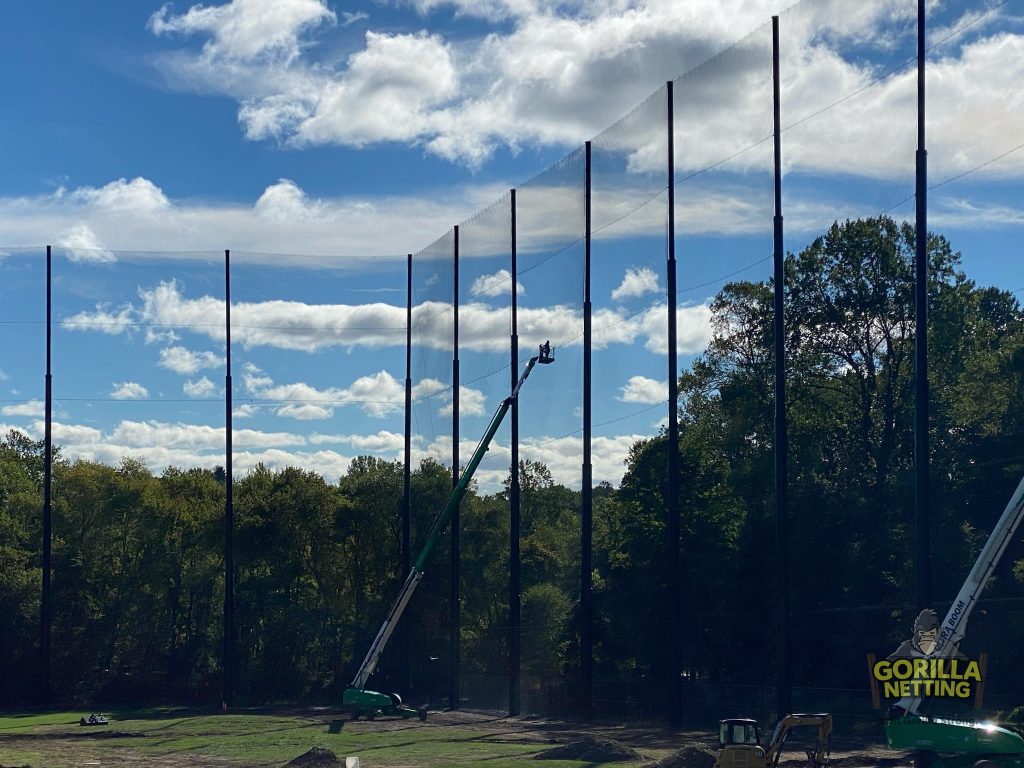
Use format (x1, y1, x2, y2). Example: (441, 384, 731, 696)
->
(671, 19, 776, 714)
(408, 230, 456, 705)
(456, 194, 514, 710)
(515, 147, 586, 714)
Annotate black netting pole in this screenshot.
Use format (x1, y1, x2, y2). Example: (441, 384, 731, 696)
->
(223, 248, 234, 708)
(772, 16, 791, 720)
(509, 189, 522, 716)
(666, 81, 682, 727)
(914, 0, 931, 611)
(450, 226, 461, 710)
(581, 141, 593, 718)
(403, 252, 413, 693)
(42, 244, 52, 708)
(403, 253, 411, 577)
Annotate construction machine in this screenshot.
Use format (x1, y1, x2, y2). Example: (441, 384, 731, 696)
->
(885, 473, 1024, 767)
(341, 343, 555, 721)
(714, 713, 832, 768)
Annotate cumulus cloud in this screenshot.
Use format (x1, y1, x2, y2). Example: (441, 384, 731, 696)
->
(69, 177, 170, 214)
(148, 0, 336, 64)
(159, 345, 224, 375)
(470, 269, 523, 297)
(184, 376, 217, 397)
(1, 400, 45, 417)
(59, 223, 115, 263)
(62, 279, 714, 357)
(612, 267, 660, 301)
(619, 375, 666, 404)
(308, 430, 404, 453)
(135, 0, 1024, 184)
(111, 381, 149, 400)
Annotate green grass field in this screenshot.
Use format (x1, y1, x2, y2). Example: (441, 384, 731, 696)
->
(0, 708, 657, 767)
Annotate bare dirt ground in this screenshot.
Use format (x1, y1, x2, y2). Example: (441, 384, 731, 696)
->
(310, 709, 912, 767)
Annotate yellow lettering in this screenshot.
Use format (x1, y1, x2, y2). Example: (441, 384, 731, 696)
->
(893, 659, 912, 679)
(900, 680, 911, 697)
(874, 661, 892, 681)
(914, 658, 928, 678)
(956, 681, 971, 698)
(965, 661, 981, 682)
(884, 682, 901, 698)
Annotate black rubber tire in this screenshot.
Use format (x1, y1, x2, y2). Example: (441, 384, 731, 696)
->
(418, 708, 428, 722)
(367, 710, 376, 721)
(914, 751, 935, 768)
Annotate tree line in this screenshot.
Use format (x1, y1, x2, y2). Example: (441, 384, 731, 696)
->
(3, 216, 1024, 712)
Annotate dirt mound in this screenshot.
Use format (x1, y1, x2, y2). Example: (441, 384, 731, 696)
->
(648, 744, 717, 768)
(535, 734, 641, 762)
(819, 757, 909, 768)
(283, 746, 346, 767)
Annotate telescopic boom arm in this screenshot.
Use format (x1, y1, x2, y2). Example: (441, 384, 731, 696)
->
(899, 472, 1024, 714)
(349, 342, 555, 691)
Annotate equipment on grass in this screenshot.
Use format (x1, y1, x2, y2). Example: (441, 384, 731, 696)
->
(885, 474, 1024, 767)
(342, 342, 556, 721)
(713, 713, 832, 768)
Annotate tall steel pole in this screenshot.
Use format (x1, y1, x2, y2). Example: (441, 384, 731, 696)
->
(223, 249, 234, 707)
(772, 16, 791, 721)
(404, 253, 413, 577)
(42, 244, 52, 708)
(403, 252, 413, 693)
(914, 0, 931, 611)
(666, 82, 682, 727)
(581, 142, 593, 718)
(509, 190, 522, 716)
(450, 226, 461, 710)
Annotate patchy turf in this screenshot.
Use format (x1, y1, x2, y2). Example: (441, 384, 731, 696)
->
(0, 708, 906, 768)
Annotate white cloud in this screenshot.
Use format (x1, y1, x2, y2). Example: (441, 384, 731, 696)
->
(148, 0, 336, 64)
(0, 370, 9, 381)
(619, 375, 666, 404)
(340, 11, 368, 27)
(62, 280, 713, 358)
(611, 266, 660, 301)
(439, 385, 487, 417)
(470, 269, 523, 297)
(1, 400, 45, 417)
(110, 419, 305, 449)
(233, 403, 260, 418)
(254, 178, 326, 221)
(247, 369, 407, 419)
(131, 0, 1024, 196)
(184, 376, 217, 397)
(308, 430, 404, 453)
(159, 345, 224, 375)
(69, 177, 170, 214)
(111, 381, 150, 400)
(59, 223, 115, 263)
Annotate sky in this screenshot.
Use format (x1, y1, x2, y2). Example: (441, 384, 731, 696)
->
(0, 0, 1022, 491)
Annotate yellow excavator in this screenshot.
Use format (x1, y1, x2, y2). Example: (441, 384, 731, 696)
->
(714, 713, 832, 768)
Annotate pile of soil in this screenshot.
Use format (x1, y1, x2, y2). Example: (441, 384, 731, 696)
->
(535, 734, 641, 762)
(648, 744, 717, 768)
(283, 746, 346, 767)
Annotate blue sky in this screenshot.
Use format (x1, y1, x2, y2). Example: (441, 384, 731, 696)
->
(0, 0, 1022, 490)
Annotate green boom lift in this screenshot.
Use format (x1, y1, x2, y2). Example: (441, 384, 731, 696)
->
(342, 342, 555, 721)
(886, 473, 1024, 767)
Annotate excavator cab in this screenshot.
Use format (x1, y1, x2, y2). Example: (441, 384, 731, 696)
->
(716, 719, 767, 768)
(721, 719, 762, 747)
